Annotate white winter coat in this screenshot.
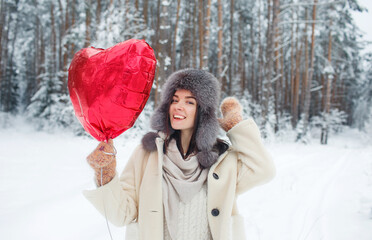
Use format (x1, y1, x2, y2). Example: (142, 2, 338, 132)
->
(83, 119, 275, 240)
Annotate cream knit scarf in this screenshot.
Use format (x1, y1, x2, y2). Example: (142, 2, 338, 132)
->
(162, 139, 209, 240)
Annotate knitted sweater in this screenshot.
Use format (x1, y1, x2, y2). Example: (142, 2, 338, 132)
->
(164, 184, 212, 240)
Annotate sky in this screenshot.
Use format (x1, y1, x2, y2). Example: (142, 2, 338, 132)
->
(352, 0, 372, 53)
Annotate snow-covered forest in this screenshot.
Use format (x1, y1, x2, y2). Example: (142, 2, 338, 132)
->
(0, 0, 371, 142)
(1, 1, 372, 239)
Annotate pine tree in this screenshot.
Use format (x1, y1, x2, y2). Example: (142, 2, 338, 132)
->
(0, 0, 370, 139)
(0, 0, 19, 114)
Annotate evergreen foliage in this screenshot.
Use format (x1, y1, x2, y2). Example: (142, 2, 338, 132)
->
(0, 0, 370, 143)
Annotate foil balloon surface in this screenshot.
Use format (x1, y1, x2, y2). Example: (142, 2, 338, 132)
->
(68, 39, 157, 142)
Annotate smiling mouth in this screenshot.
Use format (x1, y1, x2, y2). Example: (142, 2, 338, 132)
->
(173, 115, 186, 120)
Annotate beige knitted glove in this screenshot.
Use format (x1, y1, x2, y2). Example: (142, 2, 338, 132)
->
(87, 139, 116, 186)
(218, 97, 243, 132)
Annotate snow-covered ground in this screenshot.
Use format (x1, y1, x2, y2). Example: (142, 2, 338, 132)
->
(1, 118, 371, 240)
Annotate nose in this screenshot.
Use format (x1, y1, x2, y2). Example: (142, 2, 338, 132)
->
(175, 101, 184, 110)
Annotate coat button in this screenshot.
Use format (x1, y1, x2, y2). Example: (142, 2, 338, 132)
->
(211, 208, 220, 216)
(213, 173, 219, 180)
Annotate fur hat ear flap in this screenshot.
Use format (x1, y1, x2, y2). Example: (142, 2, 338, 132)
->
(195, 108, 219, 152)
(195, 109, 220, 168)
(141, 132, 159, 152)
(196, 151, 219, 168)
(150, 102, 174, 135)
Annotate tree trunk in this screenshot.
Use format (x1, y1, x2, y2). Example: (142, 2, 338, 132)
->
(62, 0, 70, 94)
(135, 0, 139, 10)
(180, 0, 193, 69)
(238, 28, 245, 95)
(301, 8, 309, 114)
(250, 23, 256, 101)
(4, 0, 19, 112)
(217, 0, 223, 89)
(85, 0, 91, 48)
(34, 3, 41, 88)
(331, 74, 337, 106)
(321, 18, 333, 145)
(202, 0, 212, 70)
(153, 0, 161, 106)
(0, 0, 6, 93)
(292, 22, 303, 128)
(298, 0, 317, 141)
(33, 0, 45, 91)
(69, 0, 76, 62)
(257, 0, 263, 103)
(143, 0, 148, 29)
(338, 77, 345, 112)
(289, 10, 296, 127)
(154, 0, 171, 106)
(50, 3, 57, 75)
(37, 21, 45, 91)
(192, 0, 197, 68)
(57, 0, 64, 96)
(228, 0, 234, 95)
(96, 0, 102, 26)
(284, 61, 289, 112)
(1, 7, 10, 111)
(321, 74, 325, 110)
(171, 0, 181, 72)
(263, 0, 275, 125)
(280, 34, 285, 114)
(273, 0, 280, 132)
(125, 0, 130, 30)
(198, 0, 204, 68)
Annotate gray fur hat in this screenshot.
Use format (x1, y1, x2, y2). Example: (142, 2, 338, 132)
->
(142, 68, 221, 168)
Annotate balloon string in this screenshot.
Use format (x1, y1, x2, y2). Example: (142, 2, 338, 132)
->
(101, 167, 114, 240)
(102, 146, 117, 156)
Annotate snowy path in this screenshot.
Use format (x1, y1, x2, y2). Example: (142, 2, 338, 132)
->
(238, 132, 372, 240)
(290, 149, 353, 240)
(0, 122, 371, 240)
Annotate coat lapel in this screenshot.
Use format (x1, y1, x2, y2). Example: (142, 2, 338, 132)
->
(138, 137, 164, 239)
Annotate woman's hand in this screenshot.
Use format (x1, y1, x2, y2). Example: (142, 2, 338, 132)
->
(218, 97, 243, 132)
(87, 139, 117, 186)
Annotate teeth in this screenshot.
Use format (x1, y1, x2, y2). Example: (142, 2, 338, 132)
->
(174, 115, 185, 119)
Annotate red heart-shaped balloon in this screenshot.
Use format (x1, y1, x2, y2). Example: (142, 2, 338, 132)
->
(68, 39, 157, 142)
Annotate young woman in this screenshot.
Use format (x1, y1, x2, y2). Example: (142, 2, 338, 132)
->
(84, 68, 275, 240)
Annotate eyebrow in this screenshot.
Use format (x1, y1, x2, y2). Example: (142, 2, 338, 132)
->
(173, 94, 196, 100)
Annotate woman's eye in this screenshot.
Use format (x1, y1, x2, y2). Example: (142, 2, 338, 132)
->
(187, 101, 195, 105)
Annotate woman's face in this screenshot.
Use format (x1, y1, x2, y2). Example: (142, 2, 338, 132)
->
(169, 89, 197, 133)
